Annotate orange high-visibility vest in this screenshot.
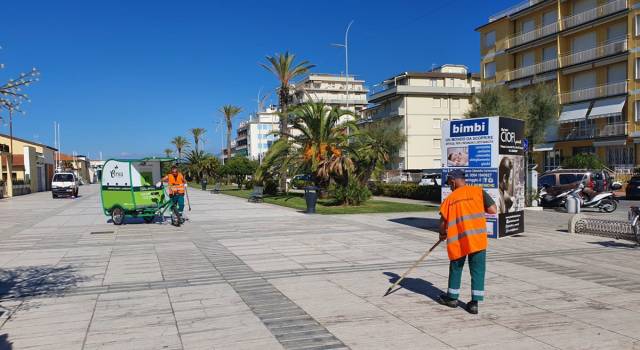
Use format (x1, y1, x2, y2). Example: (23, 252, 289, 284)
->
(168, 173, 185, 195)
(440, 185, 488, 260)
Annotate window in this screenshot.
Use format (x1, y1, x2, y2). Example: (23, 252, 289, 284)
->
(635, 100, 640, 122)
(433, 138, 441, 149)
(636, 15, 640, 36)
(543, 46, 557, 61)
(607, 22, 627, 41)
(484, 62, 496, 78)
(559, 174, 581, 185)
(538, 174, 557, 187)
(543, 10, 557, 26)
(432, 98, 442, 108)
(484, 31, 496, 48)
(607, 62, 626, 84)
(521, 19, 535, 33)
(636, 58, 640, 79)
(452, 98, 461, 110)
(433, 118, 441, 128)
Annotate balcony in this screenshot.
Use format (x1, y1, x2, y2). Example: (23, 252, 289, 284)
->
(559, 121, 627, 141)
(489, 0, 545, 22)
(558, 81, 627, 104)
(559, 38, 627, 67)
(562, 0, 628, 30)
(507, 58, 558, 81)
(506, 21, 559, 49)
(363, 106, 405, 121)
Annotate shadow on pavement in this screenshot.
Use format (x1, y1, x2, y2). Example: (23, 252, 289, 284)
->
(587, 240, 638, 249)
(0, 266, 85, 300)
(388, 217, 440, 232)
(0, 334, 12, 350)
(383, 272, 469, 309)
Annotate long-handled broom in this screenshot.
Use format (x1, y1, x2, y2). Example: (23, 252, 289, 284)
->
(383, 239, 443, 296)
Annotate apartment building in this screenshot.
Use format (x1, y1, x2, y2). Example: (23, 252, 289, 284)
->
(362, 65, 481, 170)
(292, 73, 368, 116)
(477, 0, 639, 171)
(234, 122, 249, 158)
(246, 106, 279, 161)
(0, 133, 57, 197)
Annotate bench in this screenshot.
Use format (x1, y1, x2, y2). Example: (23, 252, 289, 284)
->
(210, 183, 221, 194)
(248, 186, 264, 203)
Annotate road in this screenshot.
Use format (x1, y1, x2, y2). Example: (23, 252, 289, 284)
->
(0, 185, 639, 349)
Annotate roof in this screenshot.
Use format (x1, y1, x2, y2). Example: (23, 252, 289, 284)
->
(0, 133, 57, 151)
(381, 71, 481, 84)
(105, 157, 176, 163)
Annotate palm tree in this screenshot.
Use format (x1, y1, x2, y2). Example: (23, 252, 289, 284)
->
(260, 52, 315, 136)
(258, 102, 354, 189)
(219, 105, 242, 163)
(260, 52, 315, 190)
(190, 128, 206, 152)
(163, 148, 174, 158)
(171, 136, 190, 161)
(352, 123, 405, 186)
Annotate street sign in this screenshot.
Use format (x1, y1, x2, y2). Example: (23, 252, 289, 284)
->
(523, 138, 529, 152)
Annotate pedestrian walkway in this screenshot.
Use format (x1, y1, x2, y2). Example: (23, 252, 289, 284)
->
(0, 185, 639, 349)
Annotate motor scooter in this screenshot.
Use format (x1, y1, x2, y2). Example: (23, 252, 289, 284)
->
(575, 184, 618, 213)
(539, 185, 574, 208)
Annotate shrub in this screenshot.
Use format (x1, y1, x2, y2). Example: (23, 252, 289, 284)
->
(368, 182, 440, 202)
(264, 179, 278, 195)
(331, 178, 372, 206)
(244, 179, 254, 190)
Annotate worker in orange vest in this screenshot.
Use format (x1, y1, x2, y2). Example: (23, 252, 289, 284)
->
(161, 165, 186, 214)
(437, 169, 497, 314)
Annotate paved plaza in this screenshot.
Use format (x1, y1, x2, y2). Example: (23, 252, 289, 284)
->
(0, 185, 639, 349)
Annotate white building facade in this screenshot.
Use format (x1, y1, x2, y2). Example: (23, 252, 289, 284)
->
(246, 106, 280, 161)
(292, 73, 368, 116)
(363, 64, 481, 170)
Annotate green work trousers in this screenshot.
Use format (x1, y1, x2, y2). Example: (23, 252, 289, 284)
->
(447, 249, 486, 301)
(171, 194, 185, 214)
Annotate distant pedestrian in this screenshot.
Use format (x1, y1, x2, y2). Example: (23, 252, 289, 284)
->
(437, 169, 497, 314)
(161, 165, 186, 215)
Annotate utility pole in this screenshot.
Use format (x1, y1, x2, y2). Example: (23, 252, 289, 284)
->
(7, 106, 13, 197)
(332, 20, 354, 112)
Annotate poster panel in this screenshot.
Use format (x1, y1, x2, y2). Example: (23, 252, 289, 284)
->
(441, 117, 525, 238)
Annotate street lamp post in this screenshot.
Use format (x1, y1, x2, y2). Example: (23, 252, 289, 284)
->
(332, 20, 354, 111)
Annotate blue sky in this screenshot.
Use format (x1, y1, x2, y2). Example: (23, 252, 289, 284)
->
(1, 0, 515, 159)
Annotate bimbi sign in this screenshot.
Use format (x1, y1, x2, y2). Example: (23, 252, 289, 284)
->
(441, 116, 525, 238)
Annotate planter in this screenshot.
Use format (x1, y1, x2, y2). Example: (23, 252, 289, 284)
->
(304, 186, 318, 214)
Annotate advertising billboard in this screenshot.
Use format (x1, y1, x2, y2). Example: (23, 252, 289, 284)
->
(441, 117, 525, 238)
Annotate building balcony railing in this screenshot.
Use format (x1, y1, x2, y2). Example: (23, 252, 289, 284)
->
(489, 0, 544, 22)
(559, 122, 628, 141)
(507, 58, 558, 81)
(559, 38, 627, 67)
(363, 106, 405, 120)
(558, 81, 627, 104)
(562, 0, 628, 30)
(506, 21, 559, 49)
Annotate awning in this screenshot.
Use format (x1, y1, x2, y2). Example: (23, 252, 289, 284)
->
(588, 96, 626, 119)
(558, 101, 591, 123)
(593, 139, 626, 147)
(533, 143, 555, 152)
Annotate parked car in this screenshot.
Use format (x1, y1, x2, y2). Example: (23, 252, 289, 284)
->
(288, 174, 313, 189)
(537, 169, 613, 205)
(419, 173, 441, 186)
(626, 176, 640, 200)
(51, 172, 79, 198)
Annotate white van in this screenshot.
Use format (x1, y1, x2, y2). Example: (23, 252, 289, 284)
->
(52, 172, 79, 198)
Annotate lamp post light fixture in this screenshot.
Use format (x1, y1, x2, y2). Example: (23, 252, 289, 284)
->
(331, 20, 354, 111)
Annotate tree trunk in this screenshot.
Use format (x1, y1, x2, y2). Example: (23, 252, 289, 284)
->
(226, 126, 232, 164)
(279, 87, 289, 193)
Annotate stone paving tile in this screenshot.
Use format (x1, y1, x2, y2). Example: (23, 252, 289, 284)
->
(1, 185, 640, 349)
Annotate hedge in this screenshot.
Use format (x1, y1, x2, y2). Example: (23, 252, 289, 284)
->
(368, 182, 441, 202)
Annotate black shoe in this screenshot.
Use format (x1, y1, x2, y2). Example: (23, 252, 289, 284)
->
(466, 300, 478, 314)
(437, 294, 458, 308)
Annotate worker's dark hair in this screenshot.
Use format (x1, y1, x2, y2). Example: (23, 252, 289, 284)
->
(171, 165, 178, 170)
